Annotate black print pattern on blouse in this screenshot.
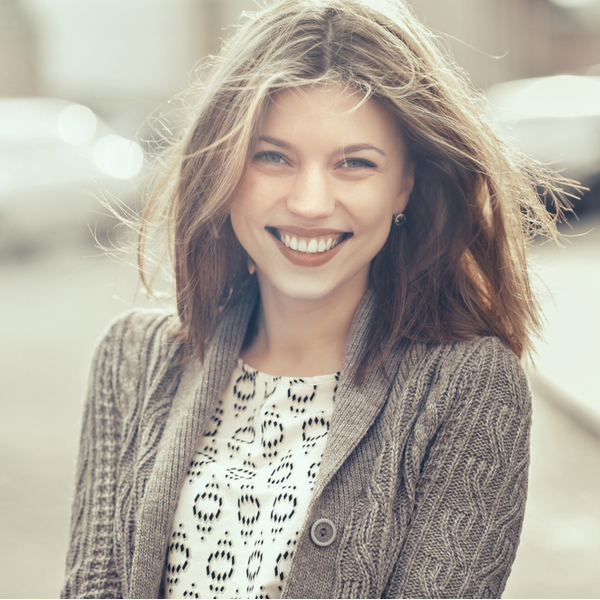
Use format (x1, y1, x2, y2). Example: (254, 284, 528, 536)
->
(164, 361, 338, 599)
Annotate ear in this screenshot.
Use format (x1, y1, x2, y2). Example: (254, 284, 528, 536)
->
(393, 160, 415, 213)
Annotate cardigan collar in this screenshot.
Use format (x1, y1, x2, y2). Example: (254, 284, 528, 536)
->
(129, 278, 260, 598)
(129, 277, 403, 598)
(311, 285, 407, 500)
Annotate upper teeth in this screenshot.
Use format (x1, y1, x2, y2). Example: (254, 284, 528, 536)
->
(282, 232, 339, 254)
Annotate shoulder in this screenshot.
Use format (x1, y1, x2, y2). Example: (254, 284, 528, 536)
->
(448, 336, 530, 409)
(98, 308, 181, 352)
(442, 336, 527, 392)
(89, 308, 184, 416)
(386, 337, 532, 500)
(392, 336, 530, 414)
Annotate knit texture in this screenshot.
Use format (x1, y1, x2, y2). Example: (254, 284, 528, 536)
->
(61, 282, 531, 599)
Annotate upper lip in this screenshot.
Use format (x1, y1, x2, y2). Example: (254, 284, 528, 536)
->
(267, 225, 349, 237)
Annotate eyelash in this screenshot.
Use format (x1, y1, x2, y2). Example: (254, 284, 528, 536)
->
(254, 151, 288, 165)
(254, 152, 376, 170)
(339, 158, 376, 169)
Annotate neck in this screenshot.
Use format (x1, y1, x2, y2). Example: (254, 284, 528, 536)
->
(241, 279, 367, 377)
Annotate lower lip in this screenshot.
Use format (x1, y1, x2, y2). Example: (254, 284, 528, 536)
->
(272, 234, 348, 267)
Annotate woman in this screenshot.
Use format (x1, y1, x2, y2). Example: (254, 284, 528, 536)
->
(62, 0, 569, 598)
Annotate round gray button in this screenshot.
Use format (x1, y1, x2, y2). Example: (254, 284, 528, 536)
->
(310, 518, 337, 547)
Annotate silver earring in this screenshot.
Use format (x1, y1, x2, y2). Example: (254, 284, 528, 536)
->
(393, 213, 406, 227)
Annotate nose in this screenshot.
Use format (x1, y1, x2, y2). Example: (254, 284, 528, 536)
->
(286, 164, 335, 220)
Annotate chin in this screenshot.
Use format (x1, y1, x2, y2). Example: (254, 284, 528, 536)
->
(256, 269, 368, 305)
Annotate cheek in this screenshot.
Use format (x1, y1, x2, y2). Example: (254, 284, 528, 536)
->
(352, 206, 393, 259)
(228, 181, 273, 256)
(229, 179, 261, 230)
(228, 193, 255, 251)
(352, 185, 397, 229)
(228, 195, 244, 232)
(231, 173, 281, 219)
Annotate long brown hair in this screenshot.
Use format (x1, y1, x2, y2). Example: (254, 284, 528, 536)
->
(139, 0, 572, 379)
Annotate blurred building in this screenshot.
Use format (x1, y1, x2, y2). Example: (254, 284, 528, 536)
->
(410, 0, 600, 88)
(0, 0, 39, 95)
(1, 0, 599, 128)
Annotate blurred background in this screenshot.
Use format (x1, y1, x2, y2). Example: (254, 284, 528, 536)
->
(1, 0, 599, 597)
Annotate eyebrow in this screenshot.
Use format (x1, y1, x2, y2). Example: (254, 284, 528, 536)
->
(258, 136, 293, 150)
(258, 136, 387, 157)
(341, 143, 387, 157)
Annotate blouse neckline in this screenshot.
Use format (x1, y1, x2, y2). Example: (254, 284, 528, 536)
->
(237, 358, 339, 386)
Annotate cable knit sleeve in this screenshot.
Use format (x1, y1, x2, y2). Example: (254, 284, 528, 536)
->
(61, 317, 128, 599)
(384, 337, 532, 599)
(61, 310, 180, 599)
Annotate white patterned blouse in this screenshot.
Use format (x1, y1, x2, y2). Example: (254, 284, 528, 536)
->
(163, 359, 339, 599)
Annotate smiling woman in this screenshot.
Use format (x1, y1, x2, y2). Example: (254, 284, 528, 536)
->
(61, 1, 571, 599)
(229, 85, 414, 375)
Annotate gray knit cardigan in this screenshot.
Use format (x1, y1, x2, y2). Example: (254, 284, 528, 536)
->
(61, 282, 531, 599)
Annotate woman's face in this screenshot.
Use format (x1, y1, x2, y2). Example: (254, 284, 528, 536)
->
(229, 84, 414, 307)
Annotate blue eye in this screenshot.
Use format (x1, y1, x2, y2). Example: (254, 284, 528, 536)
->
(340, 157, 376, 169)
(255, 151, 287, 164)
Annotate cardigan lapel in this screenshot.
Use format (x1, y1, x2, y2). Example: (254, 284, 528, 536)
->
(129, 278, 259, 598)
(311, 289, 406, 500)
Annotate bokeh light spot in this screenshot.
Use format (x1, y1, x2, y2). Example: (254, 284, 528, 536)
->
(57, 104, 97, 145)
(93, 134, 144, 179)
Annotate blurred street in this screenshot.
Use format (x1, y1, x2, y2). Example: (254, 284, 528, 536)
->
(0, 240, 158, 598)
(503, 213, 600, 598)
(2, 2, 600, 597)
(0, 215, 599, 598)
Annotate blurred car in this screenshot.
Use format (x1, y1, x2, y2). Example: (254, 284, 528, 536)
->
(0, 97, 145, 258)
(486, 74, 600, 215)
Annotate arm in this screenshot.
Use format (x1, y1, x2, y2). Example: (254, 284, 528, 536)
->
(61, 320, 126, 599)
(385, 338, 531, 599)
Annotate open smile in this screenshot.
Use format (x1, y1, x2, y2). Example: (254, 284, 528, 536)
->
(265, 226, 352, 267)
(266, 227, 352, 254)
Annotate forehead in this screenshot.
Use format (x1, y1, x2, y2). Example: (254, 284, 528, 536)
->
(258, 84, 403, 150)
